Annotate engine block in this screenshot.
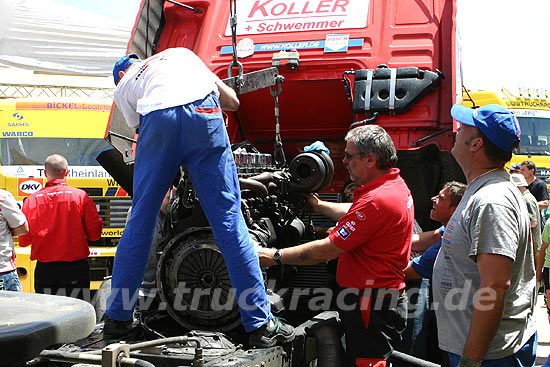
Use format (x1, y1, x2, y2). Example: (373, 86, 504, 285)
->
(154, 146, 334, 331)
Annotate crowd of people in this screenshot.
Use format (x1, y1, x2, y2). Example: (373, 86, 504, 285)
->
(2, 47, 549, 367)
(256, 103, 543, 367)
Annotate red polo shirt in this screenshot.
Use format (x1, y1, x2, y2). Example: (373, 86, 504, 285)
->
(329, 168, 414, 290)
(19, 179, 103, 262)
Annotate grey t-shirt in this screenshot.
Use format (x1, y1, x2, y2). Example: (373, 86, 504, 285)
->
(0, 190, 27, 273)
(433, 169, 536, 359)
(523, 189, 542, 250)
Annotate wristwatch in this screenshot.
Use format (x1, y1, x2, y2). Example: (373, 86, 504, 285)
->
(458, 356, 482, 367)
(273, 249, 282, 265)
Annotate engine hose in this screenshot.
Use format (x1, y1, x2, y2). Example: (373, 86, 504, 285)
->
(239, 177, 269, 197)
(248, 171, 275, 185)
(389, 350, 441, 367)
(133, 360, 157, 367)
(141, 311, 170, 339)
(309, 324, 345, 367)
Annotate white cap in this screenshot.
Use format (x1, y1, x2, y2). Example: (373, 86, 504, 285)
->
(510, 173, 528, 187)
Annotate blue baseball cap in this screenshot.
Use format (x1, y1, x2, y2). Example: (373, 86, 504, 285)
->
(506, 163, 521, 172)
(451, 104, 520, 152)
(113, 54, 141, 85)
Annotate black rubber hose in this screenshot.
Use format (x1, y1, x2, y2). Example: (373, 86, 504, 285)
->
(310, 325, 345, 367)
(239, 178, 269, 197)
(389, 350, 441, 367)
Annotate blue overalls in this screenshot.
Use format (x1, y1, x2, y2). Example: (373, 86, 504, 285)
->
(106, 94, 271, 332)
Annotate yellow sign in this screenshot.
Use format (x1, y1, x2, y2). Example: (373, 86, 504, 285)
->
(0, 100, 111, 138)
(102, 228, 125, 237)
(504, 100, 550, 110)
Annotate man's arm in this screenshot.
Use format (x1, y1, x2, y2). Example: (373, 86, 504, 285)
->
(536, 181, 549, 210)
(313, 225, 335, 238)
(11, 222, 29, 236)
(411, 228, 443, 251)
(461, 253, 512, 362)
(524, 197, 538, 228)
(403, 262, 421, 281)
(537, 241, 548, 283)
(216, 80, 240, 111)
(305, 194, 352, 222)
(258, 237, 345, 267)
(1, 191, 29, 237)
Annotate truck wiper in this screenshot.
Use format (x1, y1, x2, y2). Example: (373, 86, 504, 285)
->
(165, 0, 203, 13)
(411, 127, 452, 147)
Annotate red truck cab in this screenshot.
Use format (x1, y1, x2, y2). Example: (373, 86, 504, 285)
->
(109, 0, 463, 229)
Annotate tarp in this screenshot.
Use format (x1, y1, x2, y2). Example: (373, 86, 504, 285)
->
(0, 0, 131, 76)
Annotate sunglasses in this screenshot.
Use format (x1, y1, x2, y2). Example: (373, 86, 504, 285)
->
(343, 151, 362, 160)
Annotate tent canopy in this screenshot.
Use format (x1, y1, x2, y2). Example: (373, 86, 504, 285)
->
(0, 0, 131, 76)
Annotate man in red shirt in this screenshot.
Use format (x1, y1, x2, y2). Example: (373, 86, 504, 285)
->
(19, 154, 103, 299)
(258, 125, 414, 367)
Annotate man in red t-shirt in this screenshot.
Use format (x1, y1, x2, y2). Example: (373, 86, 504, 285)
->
(258, 125, 414, 367)
(19, 154, 103, 299)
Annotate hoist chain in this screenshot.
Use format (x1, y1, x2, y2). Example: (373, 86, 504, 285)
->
(270, 75, 286, 168)
(227, 0, 244, 87)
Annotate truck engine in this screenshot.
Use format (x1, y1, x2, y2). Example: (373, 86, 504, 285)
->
(155, 147, 335, 333)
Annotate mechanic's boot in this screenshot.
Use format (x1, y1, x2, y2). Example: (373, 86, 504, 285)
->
(249, 316, 295, 348)
(103, 315, 135, 339)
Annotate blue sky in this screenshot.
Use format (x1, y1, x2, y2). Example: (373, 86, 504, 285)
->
(52, 0, 142, 26)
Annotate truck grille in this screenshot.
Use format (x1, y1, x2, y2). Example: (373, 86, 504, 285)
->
(92, 197, 132, 228)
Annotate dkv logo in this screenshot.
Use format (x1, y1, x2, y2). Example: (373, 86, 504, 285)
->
(17, 178, 44, 196)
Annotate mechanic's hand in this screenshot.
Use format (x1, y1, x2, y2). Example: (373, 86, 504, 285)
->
(257, 247, 277, 268)
(457, 356, 482, 367)
(302, 193, 321, 212)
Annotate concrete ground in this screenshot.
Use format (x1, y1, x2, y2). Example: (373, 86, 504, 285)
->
(536, 293, 549, 366)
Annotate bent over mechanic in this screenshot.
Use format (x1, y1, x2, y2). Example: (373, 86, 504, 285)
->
(105, 48, 294, 347)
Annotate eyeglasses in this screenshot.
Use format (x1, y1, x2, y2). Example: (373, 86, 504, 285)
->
(343, 151, 362, 160)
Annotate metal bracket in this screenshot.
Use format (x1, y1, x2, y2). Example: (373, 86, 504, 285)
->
(223, 67, 279, 95)
(102, 343, 130, 367)
(123, 152, 136, 164)
(227, 60, 244, 88)
(363, 69, 373, 111)
(389, 67, 397, 114)
(106, 131, 137, 144)
(271, 50, 300, 70)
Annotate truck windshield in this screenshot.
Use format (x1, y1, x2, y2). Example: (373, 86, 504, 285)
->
(0, 137, 112, 166)
(516, 116, 550, 156)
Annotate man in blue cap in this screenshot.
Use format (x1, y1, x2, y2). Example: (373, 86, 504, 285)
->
(506, 163, 520, 174)
(432, 104, 536, 367)
(104, 48, 294, 347)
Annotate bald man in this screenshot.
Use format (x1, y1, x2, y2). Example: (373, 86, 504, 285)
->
(19, 154, 103, 299)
